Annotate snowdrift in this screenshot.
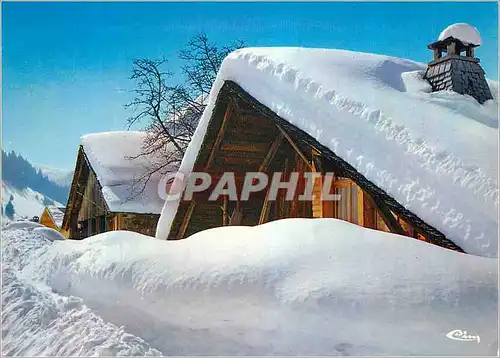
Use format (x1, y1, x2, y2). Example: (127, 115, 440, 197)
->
(157, 47, 498, 259)
(1, 221, 161, 356)
(3, 219, 498, 356)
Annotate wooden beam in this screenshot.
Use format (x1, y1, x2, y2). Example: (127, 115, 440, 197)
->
(222, 196, 228, 226)
(204, 102, 234, 170)
(258, 132, 284, 172)
(357, 185, 364, 226)
(367, 195, 406, 236)
(276, 124, 313, 170)
(220, 143, 269, 152)
(347, 183, 352, 223)
(277, 157, 289, 219)
(312, 150, 323, 173)
(177, 201, 196, 239)
(258, 186, 272, 225)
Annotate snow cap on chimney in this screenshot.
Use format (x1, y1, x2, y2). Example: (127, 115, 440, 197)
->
(424, 23, 492, 104)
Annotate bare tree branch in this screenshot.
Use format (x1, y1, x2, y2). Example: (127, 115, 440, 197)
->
(124, 34, 246, 201)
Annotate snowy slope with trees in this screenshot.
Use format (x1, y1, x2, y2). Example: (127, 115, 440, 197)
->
(1, 150, 69, 223)
(2, 219, 498, 356)
(34, 164, 74, 188)
(156, 47, 498, 258)
(2, 181, 64, 223)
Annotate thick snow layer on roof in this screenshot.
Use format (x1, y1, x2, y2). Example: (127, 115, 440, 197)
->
(438, 23, 482, 46)
(81, 131, 176, 214)
(46, 206, 64, 227)
(156, 47, 498, 258)
(3, 219, 498, 355)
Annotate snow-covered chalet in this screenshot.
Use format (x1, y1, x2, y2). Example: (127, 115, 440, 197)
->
(39, 206, 68, 237)
(62, 131, 176, 239)
(157, 23, 498, 258)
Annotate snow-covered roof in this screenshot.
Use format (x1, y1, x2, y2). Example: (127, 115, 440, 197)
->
(46, 206, 64, 228)
(81, 131, 177, 214)
(157, 47, 498, 258)
(438, 23, 482, 46)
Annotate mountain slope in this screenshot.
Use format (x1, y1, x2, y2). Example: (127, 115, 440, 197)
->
(34, 165, 73, 188)
(2, 150, 69, 223)
(2, 181, 64, 222)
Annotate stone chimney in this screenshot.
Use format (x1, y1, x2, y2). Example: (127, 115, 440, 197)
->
(424, 23, 493, 104)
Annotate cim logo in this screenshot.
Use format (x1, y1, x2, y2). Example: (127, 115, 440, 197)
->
(446, 329, 480, 343)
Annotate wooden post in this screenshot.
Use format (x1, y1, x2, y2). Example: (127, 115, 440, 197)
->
(357, 185, 364, 226)
(259, 132, 284, 172)
(258, 185, 272, 225)
(177, 201, 196, 239)
(278, 157, 289, 218)
(222, 196, 228, 226)
(204, 102, 234, 171)
(446, 42, 457, 56)
(466, 47, 474, 57)
(346, 183, 352, 223)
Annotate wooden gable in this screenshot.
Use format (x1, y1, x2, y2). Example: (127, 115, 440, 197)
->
(167, 80, 464, 254)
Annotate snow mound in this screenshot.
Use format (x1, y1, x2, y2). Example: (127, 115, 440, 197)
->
(157, 47, 498, 259)
(1, 267, 161, 356)
(3, 220, 44, 231)
(32, 227, 65, 241)
(80, 131, 177, 214)
(438, 23, 482, 46)
(3, 219, 498, 355)
(401, 70, 432, 93)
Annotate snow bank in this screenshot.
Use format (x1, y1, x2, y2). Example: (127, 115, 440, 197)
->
(3, 219, 498, 355)
(80, 131, 177, 214)
(438, 23, 482, 46)
(3, 220, 44, 231)
(157, 47, 498, 259)
(2, 264, 160, 356)
(32, 226, 66, 241)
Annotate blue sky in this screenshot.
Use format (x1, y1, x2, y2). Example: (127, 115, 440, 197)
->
(2, 1, 498, 170)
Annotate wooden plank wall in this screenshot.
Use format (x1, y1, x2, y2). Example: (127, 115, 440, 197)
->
(168, 93, 429, 243)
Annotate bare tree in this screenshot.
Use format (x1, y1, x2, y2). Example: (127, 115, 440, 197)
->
(124, 34, 246, 200)
(179, 33, 246, 99)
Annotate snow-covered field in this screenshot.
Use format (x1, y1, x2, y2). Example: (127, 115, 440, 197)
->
(2, 219, 498, 356)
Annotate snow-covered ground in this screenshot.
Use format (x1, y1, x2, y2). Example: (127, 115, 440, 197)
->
(2, 219, 497, 356)
(1, 181, 64, 223)
(157, 47, 498, 259)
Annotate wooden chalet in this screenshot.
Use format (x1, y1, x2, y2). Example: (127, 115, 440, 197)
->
(40, 206, 69, 238)
(167, 81, 464, 253)
(62, 132, 169, 240)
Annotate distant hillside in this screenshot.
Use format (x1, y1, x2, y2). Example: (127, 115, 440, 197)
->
(2, 180, 64, 222)
(34, 164, 74, 187)
(1, 150, 71, 221)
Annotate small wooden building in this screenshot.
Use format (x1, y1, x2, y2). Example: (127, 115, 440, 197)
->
(166, 81, 464, 253)
(62, 131, 170, 240)
(40, 206, 69, 238)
